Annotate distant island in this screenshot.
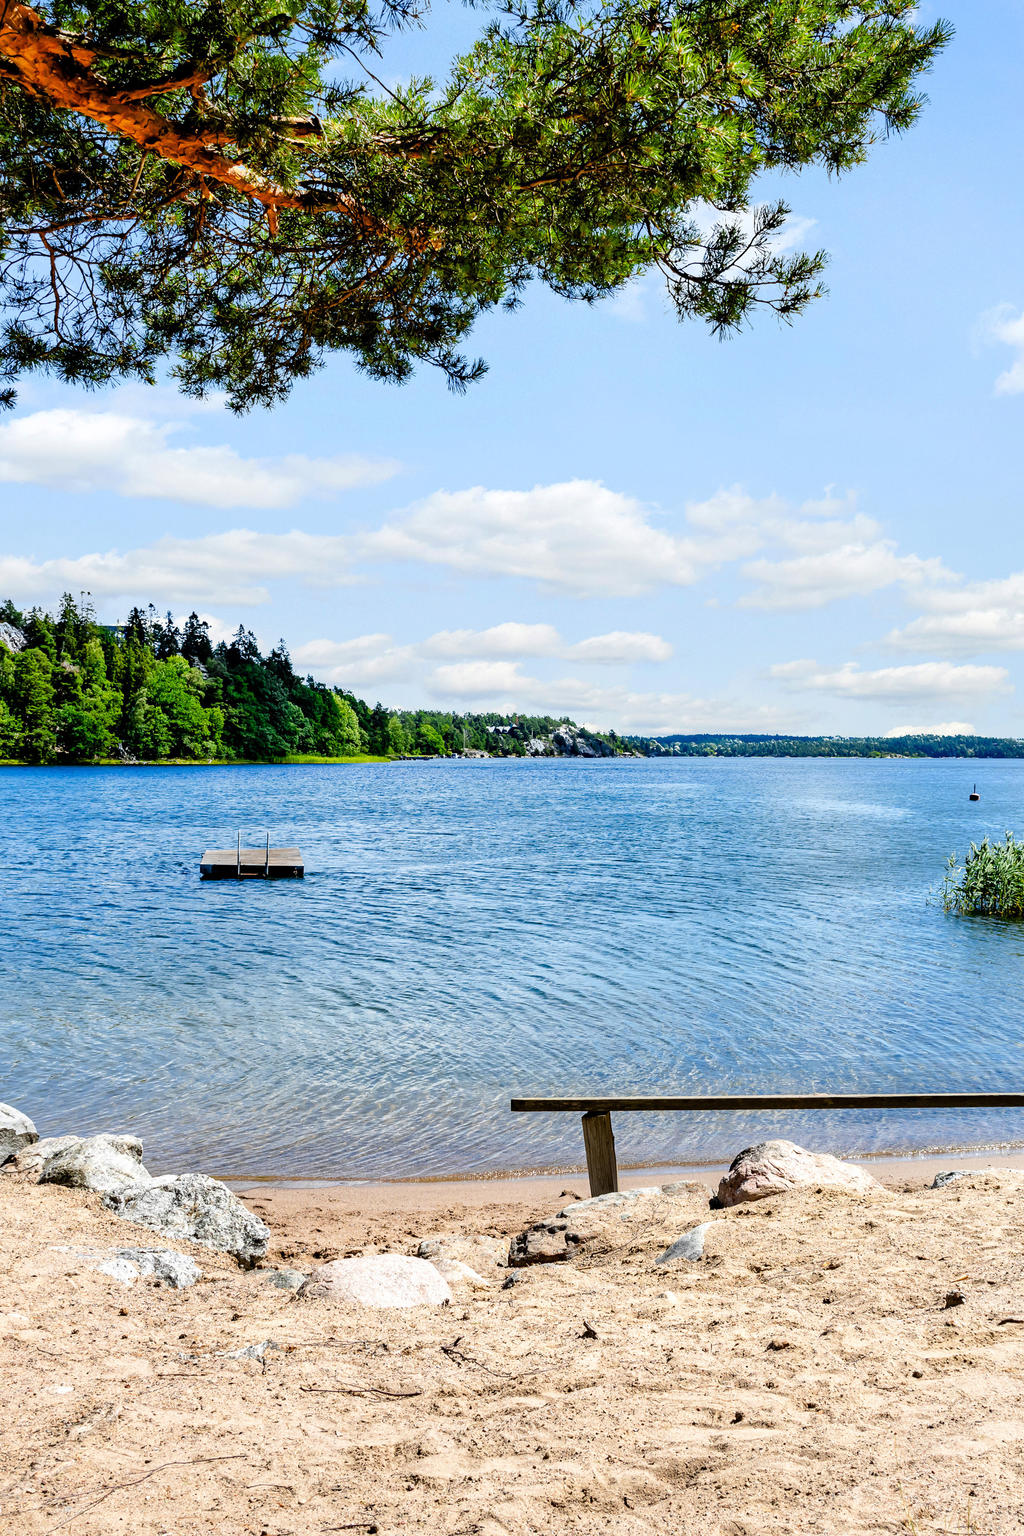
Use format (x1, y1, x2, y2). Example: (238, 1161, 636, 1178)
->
(2, 595, 1022, 765)
(629, 733, 1024, 760)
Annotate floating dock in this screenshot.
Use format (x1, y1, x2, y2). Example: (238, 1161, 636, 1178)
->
(200, 833, 304, 879)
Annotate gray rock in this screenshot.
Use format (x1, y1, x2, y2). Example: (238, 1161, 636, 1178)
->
(508, 1222, 571, 1267)
(11, 1135, 83, 1179)
(217, 1339, 278, 1362)
(99, 1248, 201, 1288)
(931, 1170, 969, 1189)
(298, 1254, 452, 1308)
(510, 1181, 713, 1268)
(717, 1140, 882, 1207)
(0, 1103, 38, 1165)
(50, 1243, 200, 1288)
(104, 1173, 269, 1267)
(40, 1134, 150, 1195)
(414, 1234, 505, 1274)
(261, 1267, 307, 1291)
(655, 1222, 713, 1265)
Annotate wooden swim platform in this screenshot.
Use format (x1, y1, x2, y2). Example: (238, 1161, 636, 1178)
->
(200, 832, 304, 879)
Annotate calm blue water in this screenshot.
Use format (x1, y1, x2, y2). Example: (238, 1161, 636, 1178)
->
(3, 758, 1024, 1180)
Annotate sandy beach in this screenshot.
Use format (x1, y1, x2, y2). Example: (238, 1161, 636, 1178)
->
(5, 1149, 1024, 1535)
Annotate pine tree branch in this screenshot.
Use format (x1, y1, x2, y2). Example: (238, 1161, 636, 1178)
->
(0, 2, 382, 229)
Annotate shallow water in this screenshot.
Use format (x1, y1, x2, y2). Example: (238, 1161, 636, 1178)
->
(3, 757, 1024, 1179)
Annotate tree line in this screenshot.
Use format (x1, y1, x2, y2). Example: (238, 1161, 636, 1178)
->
(0, 594, 626, 763)
(629, 733, 1024, 759)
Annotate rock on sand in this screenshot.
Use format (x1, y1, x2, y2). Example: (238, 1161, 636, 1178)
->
(104, 1173, 269, 1267)
(40, 1135, 151, 1195)
(11, 1135, 83, 1179)
(717, 1140, 882, 1207)
(299, 1254, 453, 1308)
(509, 1182, 713, 1267)
(0, 1103, 38, 1164)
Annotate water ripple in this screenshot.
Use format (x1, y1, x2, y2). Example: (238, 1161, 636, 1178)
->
(3, 757, 1024, 1178)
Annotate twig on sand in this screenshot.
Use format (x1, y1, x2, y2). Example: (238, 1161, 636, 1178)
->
(300, 1384, 422, 1399)
(440, 1336, 547, 1380)
(46, 1454, 247, 1530)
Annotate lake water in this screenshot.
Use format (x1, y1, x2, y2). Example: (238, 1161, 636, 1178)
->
(3, 758, 1024, 1181)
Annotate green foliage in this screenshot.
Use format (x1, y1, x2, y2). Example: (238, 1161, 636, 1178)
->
(0, 0, 950, 407)
(11, 646, 56, 761)
(0, 591, 389, 762)
(0, 590, 635, 764)
(942, 834, 1024, 919)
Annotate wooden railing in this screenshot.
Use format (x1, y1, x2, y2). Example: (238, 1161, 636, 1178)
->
(510, 1093, 1024, 1198)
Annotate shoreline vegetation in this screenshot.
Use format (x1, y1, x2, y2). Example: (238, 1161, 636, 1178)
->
(4, 595, 1024, 767)
(942, 833, 1024, 919)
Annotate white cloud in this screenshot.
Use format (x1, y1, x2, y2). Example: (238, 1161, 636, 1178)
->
(361, 480, 935, 604)
(0, 465, 943, 615)
(741, 541, 956, 611)
(419, 623, 564, 659)
(884, 722, 976, 737)
(981, 305, 1024, 394)
(0, 409, 398, 510)
(416, 623, 671, 663)
(420, 661, 785, 734)
(770, 659, 1009, 703)
(293, 623, 674, 699)
(361, 481, 707, 597)
(886, 572, 1024, 654)
(0, 529, 358, 605)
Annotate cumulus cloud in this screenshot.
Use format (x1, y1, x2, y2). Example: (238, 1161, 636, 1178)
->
(0, 408, 398, 509)
(886, 572, 1024, 654)
(1, 459, 943, 614)
(293, 624, 674, 698)
(0, 530, 358, 605)
(741, 541, 955, 611)
(361, 481, 709, 597)
(884, 722, 976, 737)
(415, 623, 671, 663)
(981, 304, 1024, 395)
(361, 480, 936, 605)
(425, 663, 786, 733)
(770, 659, 1009, 703)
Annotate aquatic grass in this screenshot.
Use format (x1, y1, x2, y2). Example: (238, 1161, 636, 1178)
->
(942, 832, 1024, 918)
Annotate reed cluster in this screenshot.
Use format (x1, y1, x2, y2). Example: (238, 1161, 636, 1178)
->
(942, 833, 1024, 917)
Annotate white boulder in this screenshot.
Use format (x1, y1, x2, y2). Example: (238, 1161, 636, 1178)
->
(717, 1140, 882, 1207)
(0, 1103, 38, 1164)
(11, 1135, 83, 1179)
(103, 1173, 269, 1267)
(40, 1134, 151, 1194)
(299, 1254, 452, 1308)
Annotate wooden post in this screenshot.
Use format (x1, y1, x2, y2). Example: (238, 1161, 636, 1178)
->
(581, 1111, 618, 1197)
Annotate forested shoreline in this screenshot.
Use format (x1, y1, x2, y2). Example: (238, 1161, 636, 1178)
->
(3, 595, 1023, 766)
(0, 595, 627, 764)
(632, 733, 1024, 759)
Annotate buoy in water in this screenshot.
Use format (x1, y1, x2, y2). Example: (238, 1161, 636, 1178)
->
(969, 784, 980, 801)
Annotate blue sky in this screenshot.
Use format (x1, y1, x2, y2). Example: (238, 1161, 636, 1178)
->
(1, 0, 1023, 736)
